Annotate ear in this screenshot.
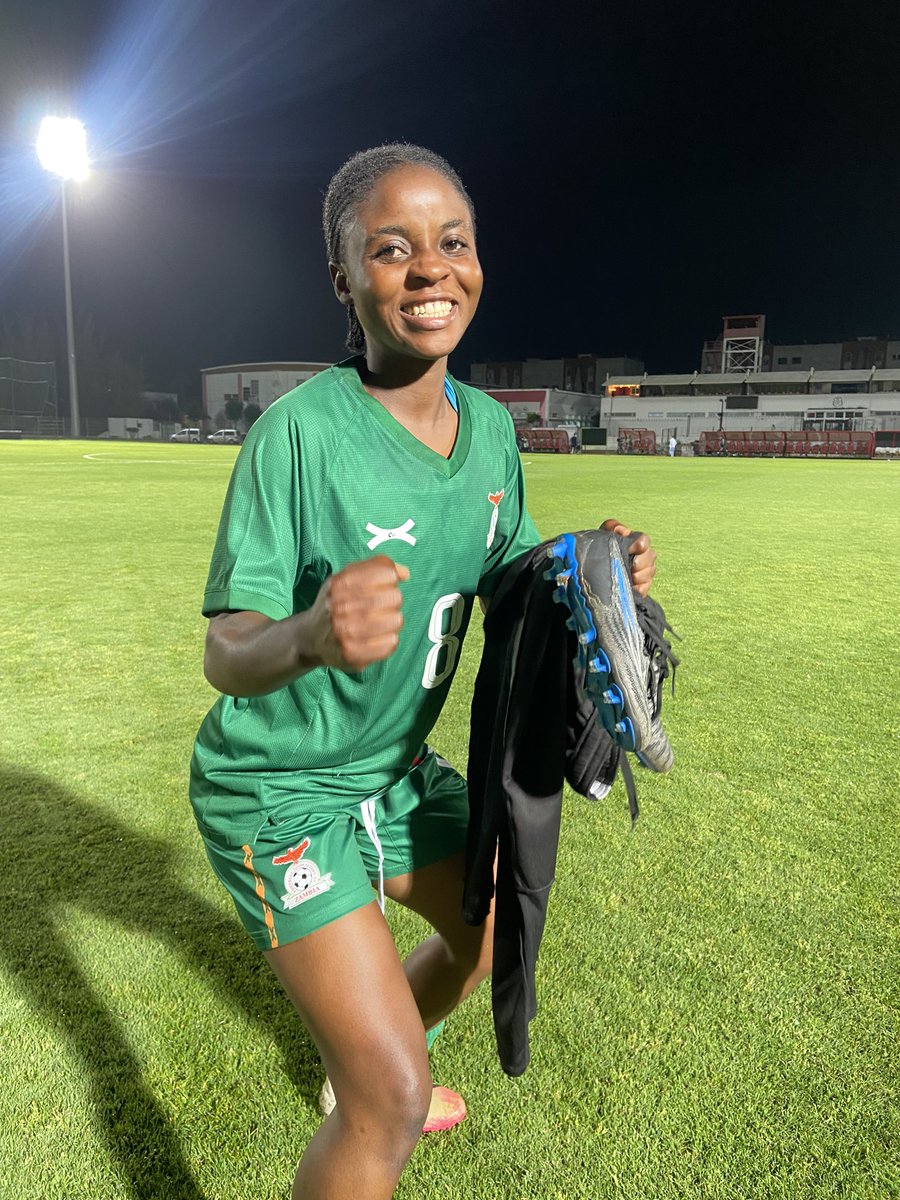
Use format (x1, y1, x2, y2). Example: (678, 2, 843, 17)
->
(329, 262, 352, 306)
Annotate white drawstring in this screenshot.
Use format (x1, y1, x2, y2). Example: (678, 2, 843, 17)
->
(360, 797, 385, 913)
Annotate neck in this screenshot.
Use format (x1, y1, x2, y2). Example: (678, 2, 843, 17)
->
(359, 354, 449, 412)
(357, 354, 458, 458)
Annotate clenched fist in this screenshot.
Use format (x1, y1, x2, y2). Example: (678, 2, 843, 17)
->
(309, 555, 410, 672)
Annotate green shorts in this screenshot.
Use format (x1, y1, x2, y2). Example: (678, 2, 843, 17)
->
(191, 749, 469, 950)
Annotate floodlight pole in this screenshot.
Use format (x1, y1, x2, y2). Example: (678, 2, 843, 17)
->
(60, 180, 80, 438)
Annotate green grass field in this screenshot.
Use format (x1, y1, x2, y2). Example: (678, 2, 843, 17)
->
(0, 440, 897, 1200)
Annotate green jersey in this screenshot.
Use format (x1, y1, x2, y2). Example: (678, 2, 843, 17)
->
(192, 359, 539, 802)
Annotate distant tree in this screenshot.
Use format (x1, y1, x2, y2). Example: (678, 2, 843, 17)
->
(243, 402, 262, 429)
(224, 396, 245, 425)
(526, 410, 542, 424)
(142, 394, 180, 423)
(169, 368, 203, 421)
(179, 391, 203, 421)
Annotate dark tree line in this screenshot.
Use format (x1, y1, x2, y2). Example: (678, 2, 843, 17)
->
(222, 395, 262, 430)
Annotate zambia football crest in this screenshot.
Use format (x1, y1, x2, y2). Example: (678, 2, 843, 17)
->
(486, 490, 504, 549)
(272, 838, 334, 910)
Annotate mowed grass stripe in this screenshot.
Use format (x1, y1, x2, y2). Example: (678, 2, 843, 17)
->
(0, 440, 896, 1200)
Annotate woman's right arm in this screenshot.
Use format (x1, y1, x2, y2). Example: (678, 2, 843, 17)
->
(203, 555, 410, 697)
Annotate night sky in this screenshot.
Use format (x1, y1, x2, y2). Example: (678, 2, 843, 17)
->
(3, 0, 900, 395)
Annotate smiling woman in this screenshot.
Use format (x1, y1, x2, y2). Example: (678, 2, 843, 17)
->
(187, 143, 653, 1200)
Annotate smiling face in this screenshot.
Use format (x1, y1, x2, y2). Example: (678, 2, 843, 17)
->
(330, 164, 483, 373)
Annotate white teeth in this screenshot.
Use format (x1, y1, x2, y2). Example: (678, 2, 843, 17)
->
(404, 301, 453, 317)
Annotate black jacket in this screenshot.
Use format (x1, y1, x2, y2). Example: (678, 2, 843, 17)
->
(463, 541, 622, 1076)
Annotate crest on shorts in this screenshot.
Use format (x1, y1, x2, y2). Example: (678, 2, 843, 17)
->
(272, 838, 334, 910)
(486, 490, 504, 549)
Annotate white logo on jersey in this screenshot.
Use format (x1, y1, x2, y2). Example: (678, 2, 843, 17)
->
(486, 490, 504, 549)
(366, 518, 417, 549)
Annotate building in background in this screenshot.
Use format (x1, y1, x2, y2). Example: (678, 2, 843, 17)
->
(481, 387, 602, 429)
(201, 361, 330, 428)
(768, 338, 897, 371)
(701, 315, 769, 373)
(106, 416, 157, 439)
(472, 325, 900, 449)
(601, 366, 900, 446)
(469, 353, 644, 394)
(701, 315, 900, 376)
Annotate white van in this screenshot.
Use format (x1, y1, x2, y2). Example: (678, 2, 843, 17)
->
(207, 429, 241, 444)
(170, 427, 201, 443)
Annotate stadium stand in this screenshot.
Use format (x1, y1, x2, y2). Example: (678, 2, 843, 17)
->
(695, 428, 874, 458)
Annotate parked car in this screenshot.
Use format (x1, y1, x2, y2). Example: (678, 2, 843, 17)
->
(170, 427, 201, 443)
(207, 428, 241, 444)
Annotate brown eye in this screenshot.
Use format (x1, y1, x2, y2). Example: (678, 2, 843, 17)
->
(443, 237, 467, 253)
(375, 243, 405, 260)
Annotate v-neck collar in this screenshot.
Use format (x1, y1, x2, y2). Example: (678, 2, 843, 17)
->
(337, 359, 471, 478)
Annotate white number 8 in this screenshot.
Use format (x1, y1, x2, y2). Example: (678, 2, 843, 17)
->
(421, 593, 465, 690)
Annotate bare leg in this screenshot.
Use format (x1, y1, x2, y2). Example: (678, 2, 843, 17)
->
(384, 852, 493, 1031)
(264, 901, 431, 1200)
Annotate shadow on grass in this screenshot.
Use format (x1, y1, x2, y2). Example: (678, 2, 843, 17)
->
(0, 764, 321, 1200)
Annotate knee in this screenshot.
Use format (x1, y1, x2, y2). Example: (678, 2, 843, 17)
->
(378, 1063, 432, 1145)
(334, 1054, 431, 1155)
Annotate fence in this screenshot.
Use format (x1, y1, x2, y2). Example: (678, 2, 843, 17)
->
(0, 358, 58, 433)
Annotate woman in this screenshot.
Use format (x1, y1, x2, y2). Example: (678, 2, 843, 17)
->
(190, 143, 656, 1200)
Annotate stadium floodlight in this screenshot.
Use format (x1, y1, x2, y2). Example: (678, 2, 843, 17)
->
(36, 117, 90, 181)
(36, 117, 90, 438)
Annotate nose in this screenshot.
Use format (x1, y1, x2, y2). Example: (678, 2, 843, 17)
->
(407, 245, 449, 283)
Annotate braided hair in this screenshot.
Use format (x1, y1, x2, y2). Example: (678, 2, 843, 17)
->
(323, 143, 476, 355)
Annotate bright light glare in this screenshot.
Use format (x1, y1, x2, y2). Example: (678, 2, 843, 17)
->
(36, 117, 90, 181)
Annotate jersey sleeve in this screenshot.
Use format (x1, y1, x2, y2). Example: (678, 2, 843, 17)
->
(478, 433, 540, 598)
(202, 409, 303, 620)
